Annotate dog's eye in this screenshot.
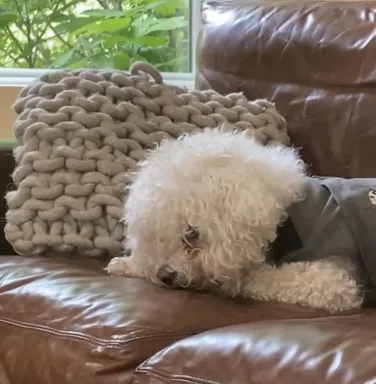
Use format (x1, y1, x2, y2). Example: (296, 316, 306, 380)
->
(182, 226, 199, 248)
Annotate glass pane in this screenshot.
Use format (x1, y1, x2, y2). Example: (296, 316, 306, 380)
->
(0, 0, 191, 72)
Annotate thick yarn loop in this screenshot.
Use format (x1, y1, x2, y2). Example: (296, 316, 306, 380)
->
(5, 62, 290, 258)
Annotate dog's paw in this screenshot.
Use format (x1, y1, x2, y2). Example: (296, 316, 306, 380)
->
(105, 257, 132, 276)
(105, 257, 145, 278)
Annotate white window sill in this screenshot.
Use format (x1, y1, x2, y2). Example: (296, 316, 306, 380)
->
(0, 68, 195, 89)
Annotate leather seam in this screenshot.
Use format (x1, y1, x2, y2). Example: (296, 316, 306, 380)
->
(0, 316, 201, 348)
(134, 366, 224, 384)
(200, 66, 376, 91)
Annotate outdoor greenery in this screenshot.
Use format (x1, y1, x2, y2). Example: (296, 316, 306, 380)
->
(0, 0, 190, 72)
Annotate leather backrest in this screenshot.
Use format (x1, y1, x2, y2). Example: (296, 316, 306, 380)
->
(196, 0, 376, 178)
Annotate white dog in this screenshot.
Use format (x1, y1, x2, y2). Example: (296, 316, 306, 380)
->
(106, 128, 376, 313)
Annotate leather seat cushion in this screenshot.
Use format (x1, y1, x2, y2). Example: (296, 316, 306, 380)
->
(134, 314, 376, 384)
(0, 256, 331, 384)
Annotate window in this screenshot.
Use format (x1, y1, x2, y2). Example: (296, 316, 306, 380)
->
(0, 0, 200, 88)
(0, 0, 200, 140)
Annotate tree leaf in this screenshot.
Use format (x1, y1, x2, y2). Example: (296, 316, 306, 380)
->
(0, 12, 18, 27)
(75, 17, 132, 34)
(136, 35, 170, 46)
(90, 54, 114, 69)
(59, 0, 85, 12)
(82, 9, 125, 18)
(65, 57, 89, 69)
(132, 0, 187, 16)
(52, 49, 75, 68)
(104, 35, 169, 47)
(132, 0, 169, 13)
(155, 0, 187, 17)
(54, 16, 100, 34)
(154, 54, 189, 72)
(134, 16, 187, 36)
(48, 12, 73, 23)
(111, 52, 131, 70)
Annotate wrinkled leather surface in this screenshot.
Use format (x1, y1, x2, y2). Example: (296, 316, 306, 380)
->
(196, 0, 376, 178)
(135, 315, 376, 384)
(0, 256, 331, 384)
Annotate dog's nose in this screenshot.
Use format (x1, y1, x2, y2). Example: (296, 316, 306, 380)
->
(156, 267, 177, 286)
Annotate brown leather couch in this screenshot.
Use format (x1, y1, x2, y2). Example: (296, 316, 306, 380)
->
(1, 1, 376, 383)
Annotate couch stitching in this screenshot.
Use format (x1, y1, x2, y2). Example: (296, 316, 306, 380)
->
(134, 367, 224, 384)
(0, 317, 203, 348)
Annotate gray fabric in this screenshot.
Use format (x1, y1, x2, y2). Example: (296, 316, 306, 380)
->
(272, 177, 376, 304)
(322, 178, 376, 287)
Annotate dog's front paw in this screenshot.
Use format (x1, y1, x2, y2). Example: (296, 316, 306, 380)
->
(105, 257, 131, 276)
(105, 257, 145, 278)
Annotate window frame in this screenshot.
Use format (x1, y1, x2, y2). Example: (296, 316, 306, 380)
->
(0, 0, 201, 89)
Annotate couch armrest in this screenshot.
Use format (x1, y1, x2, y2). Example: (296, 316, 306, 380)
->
(0, 147, 16, 255)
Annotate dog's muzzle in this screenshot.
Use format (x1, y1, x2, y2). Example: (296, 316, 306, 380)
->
(156, 267, 177, 286)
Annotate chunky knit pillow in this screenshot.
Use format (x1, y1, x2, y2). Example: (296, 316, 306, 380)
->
(5, 62, 290, 258)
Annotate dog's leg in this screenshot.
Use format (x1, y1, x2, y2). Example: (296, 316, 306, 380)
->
(105, 256, 145, 278)
(243, 258, 363, 313)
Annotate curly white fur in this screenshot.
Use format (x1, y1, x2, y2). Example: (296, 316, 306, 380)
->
(106, 127, 363, 313)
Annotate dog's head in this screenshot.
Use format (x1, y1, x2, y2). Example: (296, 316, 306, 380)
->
(124, 128, 306, 296)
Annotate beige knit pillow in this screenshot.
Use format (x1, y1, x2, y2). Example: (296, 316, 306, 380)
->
(5, 62, 290, 258)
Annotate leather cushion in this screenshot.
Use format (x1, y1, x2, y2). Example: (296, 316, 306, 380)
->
(196, 0, 376, 178)
(134, 314, 376, 384)
(0, 256, 331, 384)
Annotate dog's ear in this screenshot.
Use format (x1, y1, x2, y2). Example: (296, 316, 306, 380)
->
(259, 145, 306, 207)
(238, 143, 306, 227)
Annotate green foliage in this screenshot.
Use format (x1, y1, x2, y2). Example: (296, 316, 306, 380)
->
(0, 0, 190, 72)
